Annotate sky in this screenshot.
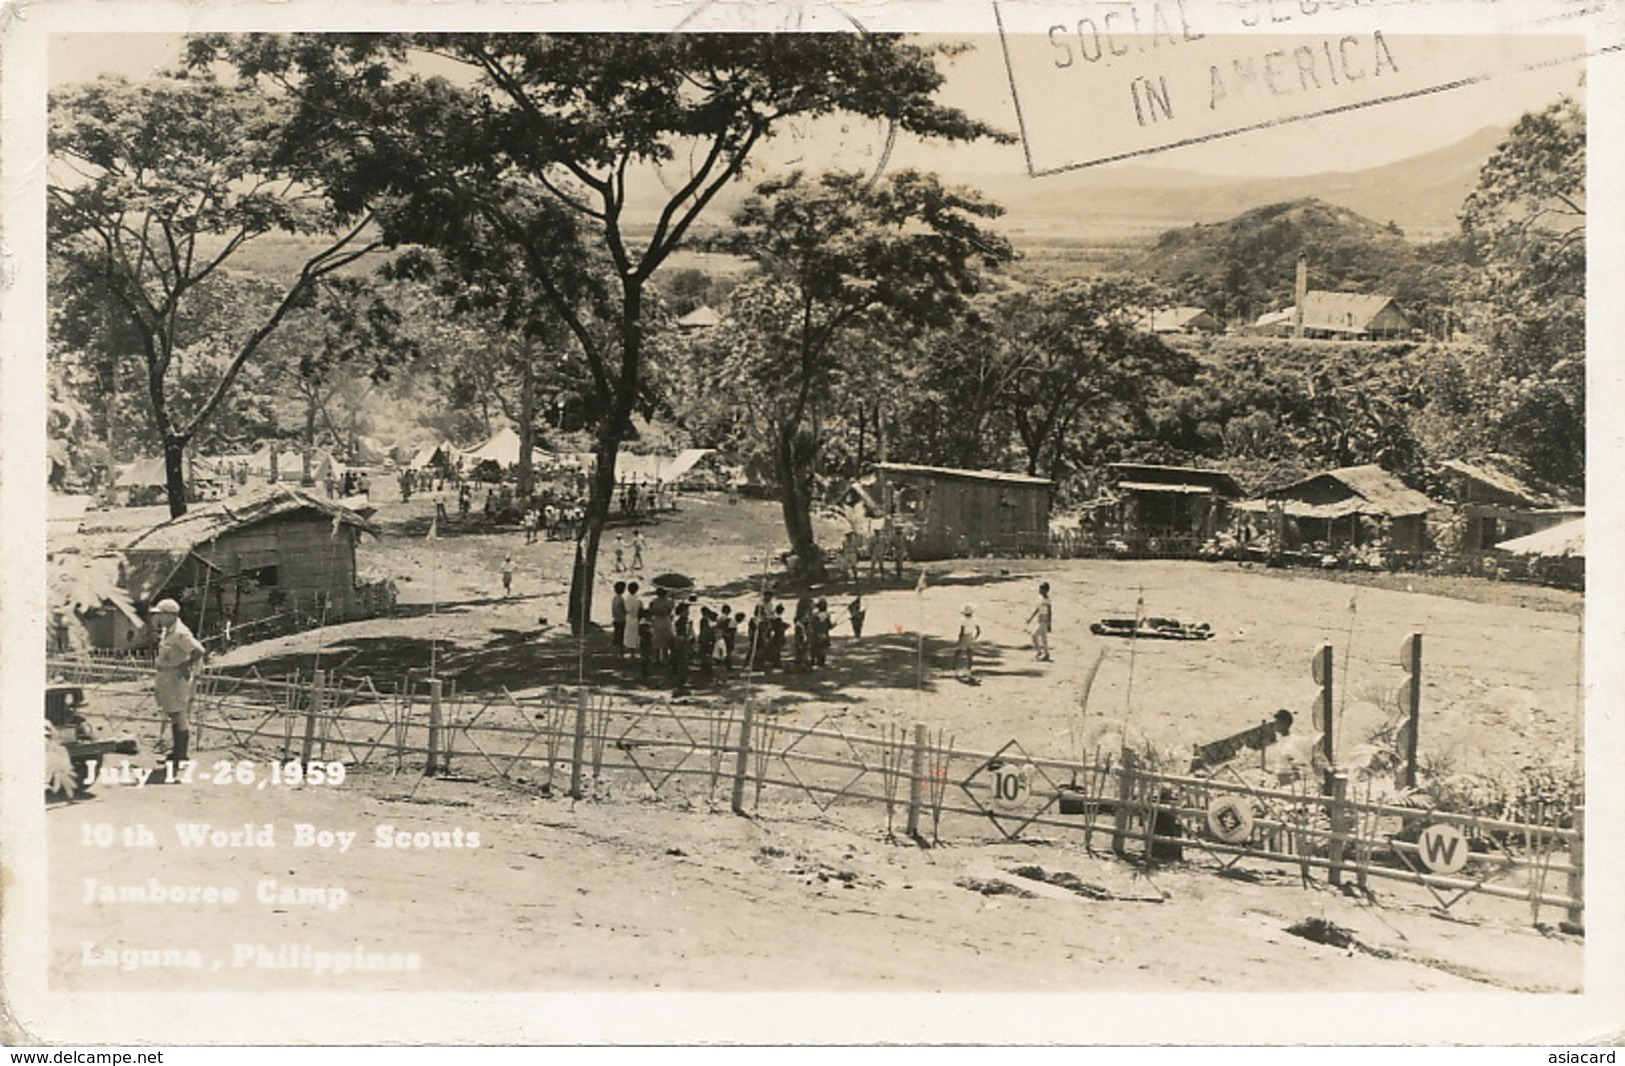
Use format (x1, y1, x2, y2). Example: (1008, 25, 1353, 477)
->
(46, 29, 1585, 181)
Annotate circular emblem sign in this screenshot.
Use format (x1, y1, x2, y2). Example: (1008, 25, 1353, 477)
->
(1206, 795, 1255, 844)
(1416, 823, 1469, 875)
(987, 762, 1033, 814)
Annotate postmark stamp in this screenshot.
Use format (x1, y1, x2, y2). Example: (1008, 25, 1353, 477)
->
(994, 0, 1622, 173)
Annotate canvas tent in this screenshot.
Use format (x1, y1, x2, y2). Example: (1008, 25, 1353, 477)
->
(1496, 518, 1584, 557)
(461, 427, 524, 467)
(408, 441, 458, 470)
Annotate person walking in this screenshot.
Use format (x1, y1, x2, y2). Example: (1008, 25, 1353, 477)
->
(500, 554, 515, 598)
(612, 533, 626, 573)
(631, 529, 645, 572)
(953, 604, 981, 683)
(151, 599, 205, 777)
(1026, 581, 1053, 662)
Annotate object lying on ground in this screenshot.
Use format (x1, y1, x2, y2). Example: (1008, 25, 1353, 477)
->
(1090, 617, 1214, 640)
(1189, 720, 1277, 772)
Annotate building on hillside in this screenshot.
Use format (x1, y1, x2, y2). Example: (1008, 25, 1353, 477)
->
(677, 305, 723, 331)
(1239, 464, 1434, 560)
(1138, 306, 1222, 335)
(120, 488, 380, 639)
(1247, 292, 1410, 340)
(1104, 464, 1244, 552)
(874, 463, 1053, 559)
(1438, 457, 1583, 552)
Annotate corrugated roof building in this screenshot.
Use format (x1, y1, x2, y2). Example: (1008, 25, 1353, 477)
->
(1247, 292, 1410, 339)
(875, 463, 1053, 559)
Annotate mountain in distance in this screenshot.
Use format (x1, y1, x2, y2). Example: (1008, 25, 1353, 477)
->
(973, 125, 1507, 243)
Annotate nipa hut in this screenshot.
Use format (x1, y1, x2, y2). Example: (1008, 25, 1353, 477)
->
(1241, 464, 1433, 559)
(120, 488, 379, 637)
(874, 463, 1053, 559)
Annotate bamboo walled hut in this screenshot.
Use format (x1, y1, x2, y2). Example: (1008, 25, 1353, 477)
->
(1105, 463, 1244, 553)
(120, 488, 379, 637)
(874, 463, 1053, 559)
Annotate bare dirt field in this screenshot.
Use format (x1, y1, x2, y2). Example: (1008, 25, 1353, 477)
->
(48, 491, 1586, 1002)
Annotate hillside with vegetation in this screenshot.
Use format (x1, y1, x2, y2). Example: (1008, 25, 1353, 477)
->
(1128, 198, 1467, 336)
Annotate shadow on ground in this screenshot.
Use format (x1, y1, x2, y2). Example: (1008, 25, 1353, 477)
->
(221, 621, 1044, 703)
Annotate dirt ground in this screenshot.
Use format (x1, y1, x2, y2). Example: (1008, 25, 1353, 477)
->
(47, 490, 1586, 1006)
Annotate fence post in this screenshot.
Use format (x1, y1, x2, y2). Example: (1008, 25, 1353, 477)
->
(1328, 772, 1349, 887)
(731, 697, 758, 816)
(300, 668, 325, 764)
(905, 722, 927, 839)
(1112, 748, 1138, 858)
(1565, 804, 1584, 932)
(425, 677, 444, 776)
(569, 688, 589, 800)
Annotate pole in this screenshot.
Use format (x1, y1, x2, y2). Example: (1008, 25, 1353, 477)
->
(1317, 643, 1335, 794)
(569, 688, 589, 800)
(731, 696, 758, 816)
(425, 677, 443, 776)
(1328, 771, 1349, 887)
(300, 668, 326, 764)
(1112, 748, 1137, 858)
(1564, 804, 1584, 932)
(906, 722, 927, 839)
(1402, 632, 1422, 790)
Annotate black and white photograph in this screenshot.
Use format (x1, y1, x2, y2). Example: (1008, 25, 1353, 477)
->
(2, 0, 1620, 1047)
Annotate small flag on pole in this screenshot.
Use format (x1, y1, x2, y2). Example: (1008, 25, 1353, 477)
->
(427, 516, 438, 541)
(915, 569, 927, 594)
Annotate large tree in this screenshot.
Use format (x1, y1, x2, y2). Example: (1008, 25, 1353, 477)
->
(985, 279, 1198, 482)
(706, 169, 1009, 578)
(48, 75, 386, 515)
(197, 32, 1008, 629)
(1459, 95, 1585, 490)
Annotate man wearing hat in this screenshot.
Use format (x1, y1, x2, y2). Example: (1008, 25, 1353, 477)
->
(151, 599, 205, 771)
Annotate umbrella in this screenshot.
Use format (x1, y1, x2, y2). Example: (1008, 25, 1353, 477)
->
(650, 572, 695, 591)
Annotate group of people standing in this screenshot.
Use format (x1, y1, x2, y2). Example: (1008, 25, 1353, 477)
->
(608, 583, 867, 692)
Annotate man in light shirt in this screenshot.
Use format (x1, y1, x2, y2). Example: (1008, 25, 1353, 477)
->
(151, 598, 205, 773)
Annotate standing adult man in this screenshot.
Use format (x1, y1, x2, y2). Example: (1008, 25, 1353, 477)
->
(151, 598, 204, 775)
(1026, 581, 1054, 662)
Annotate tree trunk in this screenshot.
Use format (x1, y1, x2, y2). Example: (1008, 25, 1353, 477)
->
(776, 419, 827, 583)
(516, 348, 536, 500)
(565, 283, 642, 633)
(162, 434, 189, 518)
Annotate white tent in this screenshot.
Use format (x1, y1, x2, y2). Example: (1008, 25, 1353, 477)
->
(408, 441, 456, 470)
(610, 449, 715, 483)
(461, 426, 523, 467)
(1496, 517, 1585, 557)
